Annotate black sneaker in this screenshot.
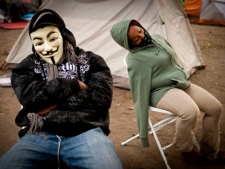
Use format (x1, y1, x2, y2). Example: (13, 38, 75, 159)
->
(215, 150, 225, 164)
(182, 149, 199, 164)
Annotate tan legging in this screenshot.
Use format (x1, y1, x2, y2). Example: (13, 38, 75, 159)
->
(156, 84, 223, 159)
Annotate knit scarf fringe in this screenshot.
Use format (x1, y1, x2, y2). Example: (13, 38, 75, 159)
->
(27, 113, 47, 138)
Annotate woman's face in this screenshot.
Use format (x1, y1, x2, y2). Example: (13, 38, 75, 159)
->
(128, 25, 145, 46)
(30, 25, 63, 64)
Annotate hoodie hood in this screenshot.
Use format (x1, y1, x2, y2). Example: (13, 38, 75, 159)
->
(29, 9, 77, 53)
(110, 19, 151, 52)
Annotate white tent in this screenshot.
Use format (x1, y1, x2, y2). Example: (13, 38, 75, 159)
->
(4, 0, 205, 89)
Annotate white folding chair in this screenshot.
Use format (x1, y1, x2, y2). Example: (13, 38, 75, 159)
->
(121, 106, 200, 169)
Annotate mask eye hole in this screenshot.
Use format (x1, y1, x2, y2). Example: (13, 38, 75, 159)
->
(49, 37, 58, 42)
(35, 42, 43, 46)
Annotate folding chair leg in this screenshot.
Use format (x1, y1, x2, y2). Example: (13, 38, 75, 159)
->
(149, 117, 176, 134)
(121, 133, 140, 146)
(148, 118, 171, 169)
(162, 143, 174, 151)
(121, 106, 200, 169)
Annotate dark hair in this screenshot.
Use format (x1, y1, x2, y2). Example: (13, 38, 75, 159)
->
(130, 20, 141, 27)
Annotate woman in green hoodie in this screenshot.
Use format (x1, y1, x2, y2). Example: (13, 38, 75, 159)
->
(110, 19, 224, 164)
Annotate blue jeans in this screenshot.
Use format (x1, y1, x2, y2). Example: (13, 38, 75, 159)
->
(0, 128, 123, 169)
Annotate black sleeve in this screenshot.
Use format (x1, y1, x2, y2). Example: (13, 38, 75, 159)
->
(11, 55, 80, 112)
(58, 51, 113, 111)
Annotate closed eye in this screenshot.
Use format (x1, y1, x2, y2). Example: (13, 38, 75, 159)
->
(133, 37, 139, 43)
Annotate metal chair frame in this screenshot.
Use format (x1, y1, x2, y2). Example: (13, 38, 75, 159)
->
(121, 106, 200, 169)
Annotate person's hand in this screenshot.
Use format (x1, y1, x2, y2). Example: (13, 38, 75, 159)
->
(37, 104, 57, 116)
(78, 80, 88, 90)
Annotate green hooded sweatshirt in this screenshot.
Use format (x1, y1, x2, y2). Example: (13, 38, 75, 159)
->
(110, 19, 190, 147)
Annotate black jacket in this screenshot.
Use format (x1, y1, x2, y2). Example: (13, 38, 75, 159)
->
(11, 47, 113, 138)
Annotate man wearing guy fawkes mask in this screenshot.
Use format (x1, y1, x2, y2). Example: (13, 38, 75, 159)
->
(0, 9, 122, 169)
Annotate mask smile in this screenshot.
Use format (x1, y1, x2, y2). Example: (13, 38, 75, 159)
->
(41, 47, 59, 57)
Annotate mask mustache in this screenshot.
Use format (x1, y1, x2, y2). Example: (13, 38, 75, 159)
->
(41, 48, 58, 56)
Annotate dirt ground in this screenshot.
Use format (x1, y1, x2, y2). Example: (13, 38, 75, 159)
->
(0, 23, 225, 169)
